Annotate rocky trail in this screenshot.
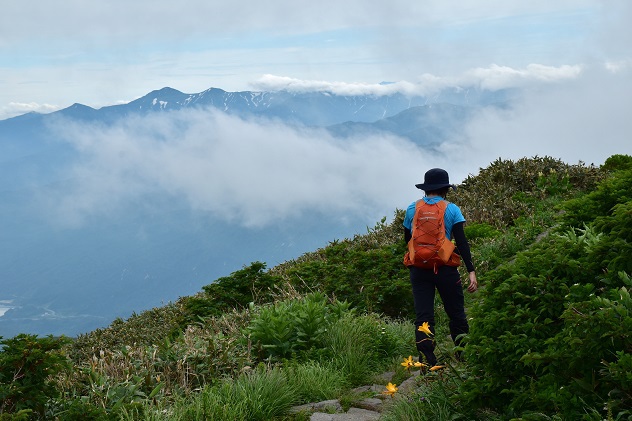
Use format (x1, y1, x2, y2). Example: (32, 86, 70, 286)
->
(289, 369, 426, 421)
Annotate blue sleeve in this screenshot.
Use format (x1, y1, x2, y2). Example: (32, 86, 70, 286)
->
(444, 203, 466, 240)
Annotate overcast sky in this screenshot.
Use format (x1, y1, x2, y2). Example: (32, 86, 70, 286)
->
(2, 1, 629, 116)
(3, 0, 632, 228)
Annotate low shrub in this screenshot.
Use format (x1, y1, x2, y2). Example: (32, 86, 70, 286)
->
(0, 334, 71, 417)
(461, 164, 632, 419)
(171, 366, 298, 421)
(245, 292, 351, 362)
(285, 361, 347, 403)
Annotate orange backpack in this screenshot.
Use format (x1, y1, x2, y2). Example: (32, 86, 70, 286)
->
(403, 200, 461, 271)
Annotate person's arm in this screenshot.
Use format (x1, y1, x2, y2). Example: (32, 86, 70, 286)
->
(404, 227, 412, 244)
(452, 222, 478, 293)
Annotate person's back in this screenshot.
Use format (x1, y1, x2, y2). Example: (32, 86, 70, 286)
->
(403, 168, 478, 366)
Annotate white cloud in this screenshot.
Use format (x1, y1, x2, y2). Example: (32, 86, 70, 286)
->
(39, 63, 632, 232)
(451, 65, 632, 171)
(3, 0, 629, 118)
(605, 59, 632, 73)
(48, 110, 437, 228)
(460, 64, 583, 90)
(0, 1, 595, 44)
(253, 64, 583, 96)
(251, 75, 421, 96)
(1, 102, 61, 119)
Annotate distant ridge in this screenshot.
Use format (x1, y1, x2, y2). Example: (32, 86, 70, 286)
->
(1, 85, 513, 145)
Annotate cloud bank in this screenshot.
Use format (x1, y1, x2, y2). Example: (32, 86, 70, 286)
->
(252, 64, 583, 96)
(50, 110, 436, 228)
(1, 1, 594, 44)
(448, 65, 632, 173)
(45, 64, 630, 231)
(2, 102, 62, 118)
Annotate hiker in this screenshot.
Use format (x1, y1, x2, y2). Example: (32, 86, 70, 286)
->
(403, 168, 478, 367)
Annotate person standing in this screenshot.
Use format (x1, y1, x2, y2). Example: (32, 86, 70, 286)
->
(403, 168, 478, 367)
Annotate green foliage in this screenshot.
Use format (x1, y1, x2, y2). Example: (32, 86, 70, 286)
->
(0, 410, 32, 421)
(267, 212, 412, 319)
(591, 201, 632, 276)
(560, 166, 632, 229)
(69, 303, 185, 362)
(0, 334, 70, 416)
(463, 222, 501, 241)
(467, 195, 565, 277)
(602, 154, 632, 172)
(245, 292, 351, 362)
(284, 361, 347, 403)
(322, 313, 394, 386)
(269, 217, 412, 319)
(378, 319, 417, 361)
(172, 366, 298, 421)
(181, 261, 280, 324)
(456, 156, 603, 228)
(72, 360, 157, 416)
(53, 398, 109, 420)
(462, 164, 632, 419)
(62, 309, 251, 415)
(530, 284, 632, 416)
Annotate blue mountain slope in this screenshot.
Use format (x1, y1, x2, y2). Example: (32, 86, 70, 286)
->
(0, 85, 509, 126)
(327, 103, 475, 146)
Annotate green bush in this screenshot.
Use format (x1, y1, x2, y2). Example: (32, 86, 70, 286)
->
(463, 222, 501, 241)
(461, 165, 632, 419)
(322, 313, 390, 386)
(560, 167, 632, 230)
(174, 366, 298, 421)
(53, 398, 109, 420)
(245, 293, 351, 362)
(180, 261, 281, 326)
(601, 153, 632, 172)
(529, 283, 632, 417)
(279, 243, 411, 318)
(0, 410, 32, 421)
(590, 201, 632, 277)
(64, 310, 250, 410)
(456, 156, 603, 228)
(69, 303, 185, 362)
(285, 361, 347, 403)
(0, 334, 70, 417)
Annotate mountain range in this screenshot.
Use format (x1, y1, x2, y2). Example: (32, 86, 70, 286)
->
(0, 85, 511, 337)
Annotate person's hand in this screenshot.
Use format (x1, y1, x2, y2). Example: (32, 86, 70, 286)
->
(467, 271, 478, 293)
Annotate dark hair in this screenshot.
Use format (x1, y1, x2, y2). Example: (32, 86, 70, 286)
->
(425, 186, 450, 198)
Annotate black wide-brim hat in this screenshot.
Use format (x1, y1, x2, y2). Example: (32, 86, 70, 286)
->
(415, 168, 456, 191)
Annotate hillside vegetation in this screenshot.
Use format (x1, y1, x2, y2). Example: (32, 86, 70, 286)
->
(1, 155, 630, 420)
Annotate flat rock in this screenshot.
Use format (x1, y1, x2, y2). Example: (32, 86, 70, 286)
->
(355, 397, 383, 412)
(290, 399, 342, 414)
(310, 407, 381, 421)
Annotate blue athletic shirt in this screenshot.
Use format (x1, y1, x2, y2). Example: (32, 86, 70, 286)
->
(403, 196, 466, 240)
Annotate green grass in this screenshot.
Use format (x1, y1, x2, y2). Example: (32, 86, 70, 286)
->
(284, 361, 347, 404)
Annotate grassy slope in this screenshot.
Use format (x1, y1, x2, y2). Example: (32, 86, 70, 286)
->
(71, 156, 604, 354)
(52, 155, 630, 420)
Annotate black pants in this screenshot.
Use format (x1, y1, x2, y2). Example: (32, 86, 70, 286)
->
(410, 265, 469, 363)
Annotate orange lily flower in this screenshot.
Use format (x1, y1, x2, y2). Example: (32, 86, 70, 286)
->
(417, 322, 432, 336)
(382, 382, 398, 397)
(401, 355, 415, 370)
